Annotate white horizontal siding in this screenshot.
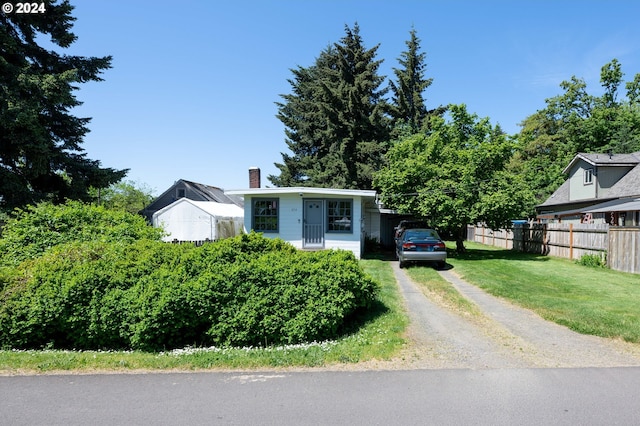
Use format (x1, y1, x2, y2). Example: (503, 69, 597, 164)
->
(243, 194, 366, 258)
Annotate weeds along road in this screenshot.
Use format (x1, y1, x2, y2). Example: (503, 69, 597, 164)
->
(392, 262, 640, 370)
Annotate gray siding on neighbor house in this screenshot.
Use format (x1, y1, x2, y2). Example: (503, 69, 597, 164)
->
(568, 160, 596, 201)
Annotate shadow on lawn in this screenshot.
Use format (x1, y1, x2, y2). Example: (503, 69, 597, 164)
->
(447, 245, 551, 262)
(338, 298, 390, 338)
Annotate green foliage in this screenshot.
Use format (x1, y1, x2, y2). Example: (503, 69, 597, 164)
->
(0, 1, 127, 210)
(576, 253, 607, 268)
(512, 59, 640, 205)
(374, 104, 535, 248)
(0, 201, 163, 266)
(90, 180, 156, 215)
(0, 233, 379, 351)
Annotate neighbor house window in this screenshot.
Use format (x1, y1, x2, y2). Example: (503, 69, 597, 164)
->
(253, 198, 279, 232)
(584, 168, 593, 185)
(327, 200, 352, 233)
(177, 188, 186, 198)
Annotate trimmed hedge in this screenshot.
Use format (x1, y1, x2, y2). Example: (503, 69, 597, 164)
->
(0, 233, 378, 351)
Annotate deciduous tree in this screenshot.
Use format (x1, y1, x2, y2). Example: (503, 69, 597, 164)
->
(374, 105, 534, 251)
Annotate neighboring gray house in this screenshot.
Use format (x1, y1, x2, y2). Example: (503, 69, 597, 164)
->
(537, 152, 640, 225)
(141, 179, 243, 222)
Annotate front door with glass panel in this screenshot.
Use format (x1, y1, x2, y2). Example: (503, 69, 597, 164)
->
(303, 200, 324, 248)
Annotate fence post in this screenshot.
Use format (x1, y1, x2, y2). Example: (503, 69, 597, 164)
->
(569, 223, 573, 260)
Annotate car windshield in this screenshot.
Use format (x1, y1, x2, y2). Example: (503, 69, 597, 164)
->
(404, 230, 439, 241)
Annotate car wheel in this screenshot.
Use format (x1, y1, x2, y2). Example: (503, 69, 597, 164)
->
(436, 261, 446, 270)
(399, 259, 405, 268)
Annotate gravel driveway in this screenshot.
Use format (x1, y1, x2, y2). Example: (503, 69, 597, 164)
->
(387, 262, 640, 370)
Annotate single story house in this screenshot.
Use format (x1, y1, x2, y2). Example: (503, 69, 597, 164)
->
(536, 151, 640, 225)
(224, 166, 382, 258)
(225, 186, 378, 259)
(152, 198, 244, 242)
(141, 179, 243, 222)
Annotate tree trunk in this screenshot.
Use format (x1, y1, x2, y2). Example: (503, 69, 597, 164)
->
(456, 225, 467, 253)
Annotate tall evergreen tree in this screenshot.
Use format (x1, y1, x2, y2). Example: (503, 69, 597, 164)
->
(269, 24, 389, 189)
(388, 28, 438, 135)
(0, 1, 127, 210)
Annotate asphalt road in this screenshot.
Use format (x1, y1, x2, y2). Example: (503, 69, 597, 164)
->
(2, 368, 640, 425)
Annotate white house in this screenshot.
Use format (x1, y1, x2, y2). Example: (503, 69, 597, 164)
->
(152, 198, 244, 242)
(225, 185, 378, 259)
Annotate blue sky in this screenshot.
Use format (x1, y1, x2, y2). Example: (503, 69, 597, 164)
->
(62, 0, 640, 195)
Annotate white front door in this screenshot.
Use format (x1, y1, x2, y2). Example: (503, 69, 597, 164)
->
(303, 199, 324, 248)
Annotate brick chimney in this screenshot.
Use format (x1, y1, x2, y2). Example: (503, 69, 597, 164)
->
(249, 167, 261, 188)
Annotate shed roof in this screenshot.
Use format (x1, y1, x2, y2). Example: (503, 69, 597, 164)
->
(154, 198, 243, 219)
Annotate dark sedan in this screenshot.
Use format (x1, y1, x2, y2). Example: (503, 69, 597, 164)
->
(396, 228, 447, 269)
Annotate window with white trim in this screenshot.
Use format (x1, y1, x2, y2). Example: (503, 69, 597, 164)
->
(327, 199, 352, 233)
(584, 168, 593, 185)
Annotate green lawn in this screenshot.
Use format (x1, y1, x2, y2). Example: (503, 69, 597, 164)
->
(0, 259, 408, 374)
(446, 241, 640, 343)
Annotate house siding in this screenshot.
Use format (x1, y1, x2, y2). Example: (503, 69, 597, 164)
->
(243, 193, 366, 258)
(568, 160, 596, 201)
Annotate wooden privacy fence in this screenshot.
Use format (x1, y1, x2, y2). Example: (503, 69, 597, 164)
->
(609, 227, 640, 274)
(467, 223, 640, 274)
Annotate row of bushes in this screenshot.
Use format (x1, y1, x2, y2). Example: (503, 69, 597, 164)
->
(0, 205, 379, 351)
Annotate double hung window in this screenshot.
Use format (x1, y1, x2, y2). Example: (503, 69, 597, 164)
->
(253, 199, 278, 232)
(327, 200, 352, 233)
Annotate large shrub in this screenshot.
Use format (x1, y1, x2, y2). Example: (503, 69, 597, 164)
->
(0, 201, 164, 266)
(0, 233, 379, 351)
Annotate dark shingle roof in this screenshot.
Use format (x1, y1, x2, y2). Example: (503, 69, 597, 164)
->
(180, 180, 243, 206)
(606, 165, 640, 199)
(563, 151, 640, 173)
(537, 179, 570, 207)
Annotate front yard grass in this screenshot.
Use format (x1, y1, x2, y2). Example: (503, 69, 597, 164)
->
(0, 259, 408, 374)
(446, 241, 640, 343)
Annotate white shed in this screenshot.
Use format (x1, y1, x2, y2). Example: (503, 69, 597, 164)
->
(152, 198, 244, 242)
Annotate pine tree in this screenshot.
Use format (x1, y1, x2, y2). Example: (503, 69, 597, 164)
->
(389, 28, 442, 135)
(0, 1, 127, 210)
(269, 24, 389, 189)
